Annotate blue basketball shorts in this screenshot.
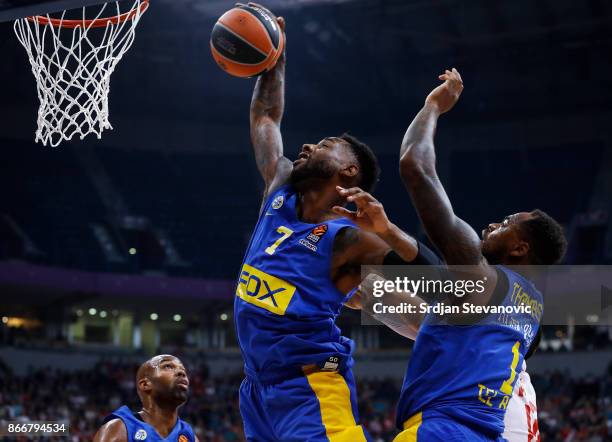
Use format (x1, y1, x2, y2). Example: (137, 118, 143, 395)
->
(393, 411, 506, 442)
(239, 368, 371, 442)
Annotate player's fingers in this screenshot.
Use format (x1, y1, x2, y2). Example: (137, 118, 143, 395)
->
(452, 68, 463, 83)
(336, 186, 363, 197)
(332, 206, 357, 220)
(347, 192, 376, 205)
(277, 16, 285, 30)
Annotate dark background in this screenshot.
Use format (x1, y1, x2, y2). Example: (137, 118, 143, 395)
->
(0, 1, 611, 440)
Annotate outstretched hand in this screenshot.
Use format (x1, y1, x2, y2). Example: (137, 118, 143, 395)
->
(332, 186, 391, 234)
(425, 68, 464, 114)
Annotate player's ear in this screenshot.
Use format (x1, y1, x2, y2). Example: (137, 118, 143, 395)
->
(340, 164, 358, 179)
(138, 378, 152, 394)
(509, 240, 529, 258)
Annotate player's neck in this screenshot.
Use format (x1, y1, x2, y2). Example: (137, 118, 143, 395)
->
(297, 187, 343, 224)
(139, 405, 178, 438)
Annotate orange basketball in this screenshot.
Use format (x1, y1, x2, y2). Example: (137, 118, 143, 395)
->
(210, 5, 284, 78)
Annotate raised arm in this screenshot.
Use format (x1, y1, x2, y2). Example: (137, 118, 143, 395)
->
(399, 69, 487, 270)
(249, 15, 292, 198)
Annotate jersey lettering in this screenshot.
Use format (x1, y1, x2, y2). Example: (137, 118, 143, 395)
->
(236, 263, 296, 315)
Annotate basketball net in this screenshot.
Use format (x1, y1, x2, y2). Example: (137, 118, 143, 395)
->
(13, 0, 149, 147)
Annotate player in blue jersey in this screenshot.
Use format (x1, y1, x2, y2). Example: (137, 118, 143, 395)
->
(385, 68, 566, 441)
(335, 68, 566, 441)
(235, 5, 423, 442)
(94, 355, 198, 442)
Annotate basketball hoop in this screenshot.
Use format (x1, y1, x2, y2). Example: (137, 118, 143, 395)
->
(13, 0, 149, 147)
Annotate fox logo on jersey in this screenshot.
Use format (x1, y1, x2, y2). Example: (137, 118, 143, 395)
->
(178, 435, 189, 442)
(236, 264, 297, 315)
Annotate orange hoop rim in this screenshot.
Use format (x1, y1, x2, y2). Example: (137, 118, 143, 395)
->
(26, 0, 149, 29)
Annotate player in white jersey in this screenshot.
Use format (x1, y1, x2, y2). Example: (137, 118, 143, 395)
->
(503, 360, 540, 442)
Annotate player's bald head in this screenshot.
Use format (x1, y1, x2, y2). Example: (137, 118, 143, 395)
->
(137, 354, 181, 379)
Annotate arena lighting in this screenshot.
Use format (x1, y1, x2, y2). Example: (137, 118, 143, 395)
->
(129, 248, 137, 255)
(173, 314, 182, 322)
(100, 311, 108, 318)
(88, 308, 97, 316)
(586, 314, 599, 323)
(220, 313, 228, 321)
(150, 313, 158, 321)
(76, 309, 83, 317)
(3, 317, 42, 328)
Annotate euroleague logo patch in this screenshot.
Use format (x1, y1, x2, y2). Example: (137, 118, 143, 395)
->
(272, 195, 284, 209)
(307, 224, 328, 243)
(134, 429, 147, 440)
(178, 435, 189, 442)
(300, 224, 328, 252)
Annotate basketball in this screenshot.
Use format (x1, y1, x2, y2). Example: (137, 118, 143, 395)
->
(210, 5, 284, 78)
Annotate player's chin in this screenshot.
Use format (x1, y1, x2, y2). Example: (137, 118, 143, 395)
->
(173, 388, 189, 401)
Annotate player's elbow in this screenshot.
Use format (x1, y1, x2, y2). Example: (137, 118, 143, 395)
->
(399, 152, 433, 185)
(250, 101, 282, 125)
(250, 114, 281, 137)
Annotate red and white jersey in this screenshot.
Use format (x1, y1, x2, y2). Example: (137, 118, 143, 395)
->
(503, 361, 540, 442)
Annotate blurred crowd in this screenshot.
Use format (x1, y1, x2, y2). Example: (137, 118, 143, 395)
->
(533, 368, 611, 441)
(0, 358, 610, 441)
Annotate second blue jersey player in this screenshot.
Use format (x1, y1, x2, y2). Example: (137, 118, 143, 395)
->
(387, 68, 566, 441)
(234, 7, 422, 442)
(337, 69, 566, 441)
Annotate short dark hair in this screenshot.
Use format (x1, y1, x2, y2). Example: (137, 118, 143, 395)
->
(339, 132, 380, 192)
(520, 210, 567, 265)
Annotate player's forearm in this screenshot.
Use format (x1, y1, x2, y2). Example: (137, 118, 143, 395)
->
(399, 103, 440, 177)
(398, 105, 484, 265)
(370, 293, 422, 341)
(250, 56, 285, 124)
(360, 274, 423, 340)
(249, 58, 286, 184)
(377, 223, 418, 263)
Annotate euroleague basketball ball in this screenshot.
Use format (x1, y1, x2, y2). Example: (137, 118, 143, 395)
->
(210, 5, 285, 78)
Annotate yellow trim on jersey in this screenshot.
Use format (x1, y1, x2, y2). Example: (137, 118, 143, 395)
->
(236, 263, 296, 315)
(304, 370, 367, 442)
(392, 412, 423, 442)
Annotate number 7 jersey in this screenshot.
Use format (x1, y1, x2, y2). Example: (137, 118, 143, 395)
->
(234, 184, 357, 383)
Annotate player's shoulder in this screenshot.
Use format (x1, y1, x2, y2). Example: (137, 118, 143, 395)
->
(93, 418, 127, 442)
(331, 224, 359, 253)
(264, 181, 294, 203)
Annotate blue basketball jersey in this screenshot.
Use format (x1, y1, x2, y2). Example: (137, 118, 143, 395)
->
(234, 184, 358, 383)
(103, 406, 196, 442)
(396, 266, 543, 436)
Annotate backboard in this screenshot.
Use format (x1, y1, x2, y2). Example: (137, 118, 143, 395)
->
(0, 0, 108, 21)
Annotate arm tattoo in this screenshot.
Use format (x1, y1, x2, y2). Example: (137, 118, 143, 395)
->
(250, 59, 286, 187)
(400, 105, 482, 265)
